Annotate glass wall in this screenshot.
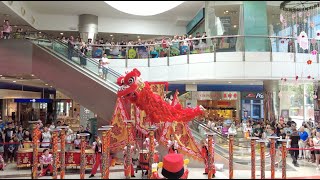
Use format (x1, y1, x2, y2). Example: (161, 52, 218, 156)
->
(279, 81, 314, 127)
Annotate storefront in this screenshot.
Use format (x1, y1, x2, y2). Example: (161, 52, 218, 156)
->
(241, 92, 264, 121)
(191, 91, 240, 122)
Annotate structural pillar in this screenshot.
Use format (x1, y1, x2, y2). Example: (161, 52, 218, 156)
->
(263, 80, 280, 123)
(78, 14, 98, 42)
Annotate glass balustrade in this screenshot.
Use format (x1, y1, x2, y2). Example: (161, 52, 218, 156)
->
(25, 34, 121, 88)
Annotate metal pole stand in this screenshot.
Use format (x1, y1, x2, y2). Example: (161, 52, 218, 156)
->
(147, 126, 158, 179)
(256, 140, 268, 179)
(99, 125, 114, 179)
(29, 121, 40, 179)
(124, 120, 135, 179)
(51, 128, 61, 179)
(248, 137, 259, 179)
(277, 139, 288, 179)
(227, 132, 235, 179)
(57, 126, 69, 179)
(78, 133, 90, 179)
(206, 132, 216, 179)
(267, 136, 279, 179)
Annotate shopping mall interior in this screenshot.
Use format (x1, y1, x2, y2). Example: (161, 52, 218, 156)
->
(0, 1, 320, 179)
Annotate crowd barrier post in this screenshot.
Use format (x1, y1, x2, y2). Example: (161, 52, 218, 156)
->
(124, 120, 134, 179)
(148, 126, 157, 179)
(52, 128, 61, 179)
(57, 126, 69, 179)
(278, 139, 288, 179)
(257, 140, 268, 179)
(206, 132, 216, 179)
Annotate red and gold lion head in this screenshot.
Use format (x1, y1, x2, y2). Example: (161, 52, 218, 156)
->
(116, 68, 144, 103)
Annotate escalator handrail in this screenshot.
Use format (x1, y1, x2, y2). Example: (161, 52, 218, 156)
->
(192, 119, 252, 148)
(22, 31, 122, 78)
(33, 41, 119, 92)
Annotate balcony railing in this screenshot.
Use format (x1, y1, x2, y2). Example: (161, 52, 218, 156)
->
(6, 31, 320, 67)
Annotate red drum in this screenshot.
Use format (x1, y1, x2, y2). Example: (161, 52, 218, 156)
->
(139, 150, 159, 170)
(17, 149, 33, 168)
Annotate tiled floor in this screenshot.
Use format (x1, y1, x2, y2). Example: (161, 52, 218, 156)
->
(0, 157, 319, 179)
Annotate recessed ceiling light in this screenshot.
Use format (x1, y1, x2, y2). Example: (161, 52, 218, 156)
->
(45, 84, 48, 86)
(137, 36, 140, 38)
(233, 25, 237, 28)
(39, 32, 41, 34)
(20, 78, 23, 80)
(110, 34, 113, 37)
(225, 10, 229, 13)
(13, 81, 16, 83)
(60, 32, 63, 35)
(228, 82, 232, 84)
(31, 74, 34, 76)
(50, 86, 53, 88)
(0, 75, 2, 77)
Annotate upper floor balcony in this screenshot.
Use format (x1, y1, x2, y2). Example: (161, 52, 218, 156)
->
(9, 32, 320, 83)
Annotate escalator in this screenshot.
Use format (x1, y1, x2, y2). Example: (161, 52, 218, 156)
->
(189, 119, 293, 170)
(0, 35, 121, 125)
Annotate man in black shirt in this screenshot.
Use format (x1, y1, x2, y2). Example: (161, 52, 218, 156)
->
(4, 122, 16, 162)
(290, 124, 300, 167)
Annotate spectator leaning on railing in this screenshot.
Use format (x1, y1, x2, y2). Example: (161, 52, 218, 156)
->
(2, 20, 12, 39)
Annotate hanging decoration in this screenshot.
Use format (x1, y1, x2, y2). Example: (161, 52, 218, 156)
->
(297, 31, 309, 50)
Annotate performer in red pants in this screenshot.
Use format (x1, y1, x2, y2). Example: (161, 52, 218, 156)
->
(39, 149, 53, 176)
(89, 135, 102, 178)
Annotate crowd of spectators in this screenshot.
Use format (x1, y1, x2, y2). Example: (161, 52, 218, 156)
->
(0, 119, 93, 164)
(197, 117, 320, 170)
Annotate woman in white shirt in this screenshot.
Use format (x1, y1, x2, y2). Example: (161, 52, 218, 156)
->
(41, 127, 52, 148)
(167, 134, 179, 154)
(313, 132, 320, 170)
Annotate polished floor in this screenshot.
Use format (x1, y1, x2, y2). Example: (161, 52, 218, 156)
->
(0, 157, 319, 179)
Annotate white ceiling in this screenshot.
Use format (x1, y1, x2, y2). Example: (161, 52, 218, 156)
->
(0, 2, 31, 26)
(169, 80, 263, 85)
(24, 1, 205, 21)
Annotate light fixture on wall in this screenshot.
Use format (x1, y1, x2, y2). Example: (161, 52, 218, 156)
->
(104, 1, 184, 16)
(233, 25, 237, 28)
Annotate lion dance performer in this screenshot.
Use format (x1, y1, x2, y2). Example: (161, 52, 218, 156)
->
(116, 68, 203, 124)
(150, 153, 189, 179)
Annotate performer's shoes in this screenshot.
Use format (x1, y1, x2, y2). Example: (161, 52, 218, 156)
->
(203, 173, 208, 175)
(131, 175, 136, 177)
(144, 171, 148, 175)
(89, 174, 95, 178)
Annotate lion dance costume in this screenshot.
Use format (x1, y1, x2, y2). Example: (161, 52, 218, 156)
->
(116, 68, 203, 123)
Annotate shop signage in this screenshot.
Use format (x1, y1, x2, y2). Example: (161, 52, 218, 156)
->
(242, 92, 264, 99)
(14, 98, 53, 103)
(192, 91, 238, 100)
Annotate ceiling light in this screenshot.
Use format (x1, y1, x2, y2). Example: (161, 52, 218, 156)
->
(60, 32, 63, 35)
(50, 86, 53, 88)
(0, 75, 2, 77)
(137, 36, 140, 38)
(20, 77, 23, 80)
(45, 84, 48, 86)
(13, 81, 16, 83)
(14, 25, 17, 28)
(233, 25, 237, 28)
(104, 1, 184, 16)
(39, 32, 41, 34)
(225, 10, 229, 13)
(31, 74, 34, 76)
(228, 82, 232, 84)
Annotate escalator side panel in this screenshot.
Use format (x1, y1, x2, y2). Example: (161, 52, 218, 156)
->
(0, 40, 33, 74)
(31, 43, 117, 122)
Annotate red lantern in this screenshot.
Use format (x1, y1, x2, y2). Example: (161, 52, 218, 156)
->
(307, 60, 312, 65)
